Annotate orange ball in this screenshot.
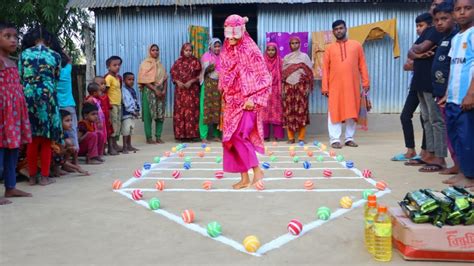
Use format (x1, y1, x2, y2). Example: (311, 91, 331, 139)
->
(112, 179, 122, 190)
(329, 150, 336, 157)
(304, 180, 314, 190)
(182, 209, 195, 223)
(306, 150, 314, 157)
(155, 180, 165, 191)
(178, 151, 185, 158)
(198, 151, 205, 158)
(202, 181, 212, 190)
(376, 181, 388, 191)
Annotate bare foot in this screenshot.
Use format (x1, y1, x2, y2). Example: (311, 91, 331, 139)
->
(5, 188, 32, 197)
(96, 157, 105, 162)
(59, 169, 68, 176)
(439, 165, 459, 175)
(129, 146, 139, 152)
(201, 139, 209, 144)
(450, 174, 474, 188)
(122, 148, 129, 154)
(86, 158, 103, 165)
(232, 181, 250, 189)
(39, 177, 56, 186)
(29, 175, 37, 186)
(108, 149, 119, 156)
(0, 197, 12, 205)
(251, 167, 264, 185)
(442, 173, 464, 185)
(79, 169, 91, 176)
(156, 139, 165, 144)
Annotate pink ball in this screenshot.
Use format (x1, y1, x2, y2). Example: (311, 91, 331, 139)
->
(214, 171, 224, 179)
(323, 169, 332, 178)
(287, 219, 303, 235)
(164, 151, 171, 157)
(172, 170, 182, 179)
(362, 169, 372, 178)
(284, 170, 293, 178)
(131, 189, 143, 200)
(304, 180, 314, 190)
(289, 151, 296, 157)
(133, 169, 142, 178)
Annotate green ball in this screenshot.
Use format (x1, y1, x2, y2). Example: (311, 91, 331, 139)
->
(270, 155, 277, 162)
(293, 156, 300, 163)
(215, 156, 222, 163)
(148, 198, 161, 210)
(153, 156, 161, 163)
(176, 144, 184, 151)
(362, 189, 375, 200)
(317, 143, 323, 148)
(207, 221, 222, 237)
(316, 155, 324, 162)
(317, 206, 331, 220)
(185, 156, 192, 163)
(336, 155, 344, 162)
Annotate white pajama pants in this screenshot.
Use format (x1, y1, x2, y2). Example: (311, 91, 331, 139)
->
(327, 113, 356, 144)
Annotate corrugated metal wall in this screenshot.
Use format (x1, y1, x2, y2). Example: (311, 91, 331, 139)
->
(258, 3, 429, 113)
(95, 7, 212, 116)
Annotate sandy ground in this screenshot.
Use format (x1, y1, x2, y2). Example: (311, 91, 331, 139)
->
(0, 114, 471, 265)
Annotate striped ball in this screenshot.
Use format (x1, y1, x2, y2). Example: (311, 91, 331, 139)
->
(336, 155, 344, 162)
(262, 162, 271, 169)
(303, 146, 309, 151)
(201, 143, 207, 148)
(243, 235, 261, 253)
(362, 169, 372, 178)
(153, 156, 161, 163)
(320, 144, 327, 151)
(181, 209, 195, 223)
(207, 221, 222, 238)
(171, 147, 177, 152)
(112, 179, 122, 190)
(148, 198, 161, 210)
(317, 142, 323, 148)
(293, 156, 300, 163)
(172, 170, 182, 179)
(215, 156, 222, 163)
(298, 141, 305, 147)
(329, 150, 336, 157)
(272, 141, 278, 146)
(255, 180, 265, 191)
(289, 146, 295, 151)
(316, 155, 324, 162)
(198, 151, 205, 158)
(183, 162, 191, 170)
(164, 151, 171, 157)
(267, 150, 274, 156)
(287, 219, 303, 235)
(289, 151, 297, 157)
(362, 189, 374, 200)
(304, 180, 314, 190)
(133, 169, 142, 178)
(376, 181, 388, 191)
(182, 143, 188, 148)
(340, 196, 353, 209)
(284, 170, 293, 178)
(346, 160, 354, 168)
(178, 151, 185, 158)
(155, 180, 165, 191)
(131, 189, 143, 201)
(185, 156, 192, 163)
(270, 155, 277, 162)
(205, 147, 211, 152)
(313, 140, 319, 146)
(303, 161, 311, 169)
(214, 171, 224, 179)
(143, 163, 151, 170)
(176, 144, 184, 151)
(202, 180, 212, 190)
(323, 169, 332, 178)
(306, 150, 314, 157)
(317, 206, 331, 220)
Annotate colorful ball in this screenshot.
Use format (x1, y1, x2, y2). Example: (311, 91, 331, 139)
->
(207, 221, 222, 238)
(155, 180, 165, 191)
(267, 150, 274, 156)
(376, 181, 388, 191)
(255, 180, 265, 191)
(336, 155, 344, 162)
(289, 151, 297, 157)
(293, 156, 300, 163)
(262, 162, 271, 169)
(362, 169, 372, 178)
(172, 170, 182, 179)
(182, 143, 188, 148)
(340, 196, 353, 209)
(320, 144, 327, 151)
(298, 141, 305, 147)
(304, 180, 314, 190)
(205, 147, 211, 152)
(313, 140, 319, 146)
(178, 151, 185, 158)
(148, 198, 161, 210)
(112, 179, 122, 190)
(307, 150, 314, 157)
(176, 144, 184, 151)
(289, 146, 295, 151)
(171, 147, 177, 152)
(345, 160, 354, 168)
(201, 143, 207, 148)
(153, 156, 161, 163)
(303, 161, 311, 169)
(198, 151, 205, 158)
(131, 189, 143, 201)
(143, 163, 151, 170)
(287, 219, 303, 235)
(185, 156, 192, 163)
(284, 170, 293, 178)
(243, 235, 261, 253)
(317, 142, 322, 148)
(202, 181, 212, 190)
(270, 155, 277, 162)
(272, 141, 277, 146)
(303, 146, 309, 151)
(317, 206, 331, 220)
(133, 169, 142, 178)
(316, 155, 324, 162)
(214, 171, 224, 179)
(362, 189, 374, 200)
(183, 162, 191, 170)
(329, 150, 336, 157)
(181, 209, 195, 223)
(323, 169, 332, 178)
(215, 156, 222, 163)
(164, 151, 171, 157)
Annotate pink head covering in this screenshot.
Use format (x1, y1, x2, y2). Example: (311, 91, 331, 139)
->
(264, 42, 282, 84)
(224, 15, 249, 39)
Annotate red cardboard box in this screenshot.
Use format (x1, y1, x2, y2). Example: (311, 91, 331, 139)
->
(389, 207, 474, 262)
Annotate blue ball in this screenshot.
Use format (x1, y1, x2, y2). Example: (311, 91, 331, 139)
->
(143, 163, 152, 170)
(182, 143, 188, 148)
(313, 140, 319, 146)
(184, 162, 191, 170)
(298, 141, 305, 147)
(262, 162, 271, 169)
(346, 160, 354, 169)
(201, 143, 207, 148)
(303, 161, 311, 169)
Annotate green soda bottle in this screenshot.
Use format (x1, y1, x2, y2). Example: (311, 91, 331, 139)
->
(364, 200, 378, 254)
(374, 205, 392, 262)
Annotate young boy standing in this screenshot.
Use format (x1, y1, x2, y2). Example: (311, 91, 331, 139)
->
(121, 72, 140, 153)
(104, 56, 123, 155)
(441, 0, 474, 190)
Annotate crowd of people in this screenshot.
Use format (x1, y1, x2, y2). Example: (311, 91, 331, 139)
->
(1, 0, 473, 204)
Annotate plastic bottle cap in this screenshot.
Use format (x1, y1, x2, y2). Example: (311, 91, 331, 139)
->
(367, 194, 377, 201)
(368, 201, 377, 207)
(378, 205, 387, 213)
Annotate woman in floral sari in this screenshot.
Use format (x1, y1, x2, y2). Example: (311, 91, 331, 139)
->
(138, 44, 168, 144)
(171, 43, 202, 142)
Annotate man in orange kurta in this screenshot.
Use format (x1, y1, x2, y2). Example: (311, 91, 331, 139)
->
(322, 20, 370, 149)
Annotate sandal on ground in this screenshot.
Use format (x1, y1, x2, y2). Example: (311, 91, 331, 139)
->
(404, 157, 426, 166)
(419, 164, 445, 173)
(287, 139, 295, 144)
(345, 140, 359, 147)
(331, 142, 343, 149)
(146, 139, 157, 144)
(391, 153, 416, 161)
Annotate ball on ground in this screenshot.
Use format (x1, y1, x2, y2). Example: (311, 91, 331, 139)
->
(148, 197, 161, 210)
(243, 235, 261, 253)
(270, 155, 277, 162)
(362, 169, 372, 178)
(293, 156, 300, 163)
(287, 219, 303, 235)
(317, 206, 331, 220)
(185, 156, 192, 163)
(362, 189, 374, 200)
(172, 170, 182, 179)
(205, 147, 211, 152)
(133, 169, 142, 178)
(207, 221, 222, 237)
(202, 180, 212, 190)
(183, 162, 191, 170)
(215, 156, 222, 163)
(336, 155, 344, 162)
(307, 150, 314, 157)
(172, 147, 177, 152)
(153, 156, 161, 163)
(155, 180, 165, 191)
(181, 209, 195, 223)
(303, 161, 311, 169)
(289, 146, 295, 151)
(164, 151, 171, 157)
(316, 155, 324, 162)
(143, 163, 151, 170)
(323, 169, 332, 178)
(262, 162, 270, 169)
(345, 160, 354, 168)
(329, 150, 336, 157)
(289, 151, 297, 157)
(131, 189, 143, 201)
(340, 196, 353, 209)
(112, 179, 122, 190)
(201, 143, 207, 148)
(284, 170, 293, 178)
(214, 171, 224, 179)
(376, 181, 388, 190)
(304, 180, 314, 190)
(178, 151, 185, 158)
(198, 151, 205, 158)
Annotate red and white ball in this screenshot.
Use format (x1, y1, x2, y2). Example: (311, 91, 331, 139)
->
(289, 151, 297, 157)
(214, 171, 224, 179)
(172, 170, 182, 179)
(202, 181, 212, 190)
(198, 151, 205, 158)
(255, 180, 265, 191)
(182, 209, 195, 223)
(131, 189, 143, 200)
(112, 179, 122, 190)
(178, 151, 185, 158)
(287, 219, 303, 235)
(376, 181, 388, 191)
(304, 180, 314, 190)
(164, 151, 171, 157)
(284, 170, 293, 178)
(362, 169, 372, 178)
(155, 180, 165, 191)
(329, 150, 336, 157)
(323, 169, 333, 178)
(133, 169, 142, 178)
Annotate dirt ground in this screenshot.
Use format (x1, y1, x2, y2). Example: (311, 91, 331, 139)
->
(0, 114, 471, 265)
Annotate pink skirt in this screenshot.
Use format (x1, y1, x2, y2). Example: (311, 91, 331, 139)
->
(223, 111, 260, 173)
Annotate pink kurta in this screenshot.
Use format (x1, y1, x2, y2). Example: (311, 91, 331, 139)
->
(322, 39, 370, 123)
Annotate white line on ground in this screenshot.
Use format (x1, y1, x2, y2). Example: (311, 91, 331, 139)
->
(119, 188, 373, 193)
(139, 176, 363, 181)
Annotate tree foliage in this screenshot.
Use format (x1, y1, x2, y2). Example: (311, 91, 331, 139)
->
(0, 0, 92, 63)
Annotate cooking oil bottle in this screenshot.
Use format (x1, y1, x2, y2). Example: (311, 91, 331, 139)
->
(364, 200, 378, 254)
(373, 205, 392, 262)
